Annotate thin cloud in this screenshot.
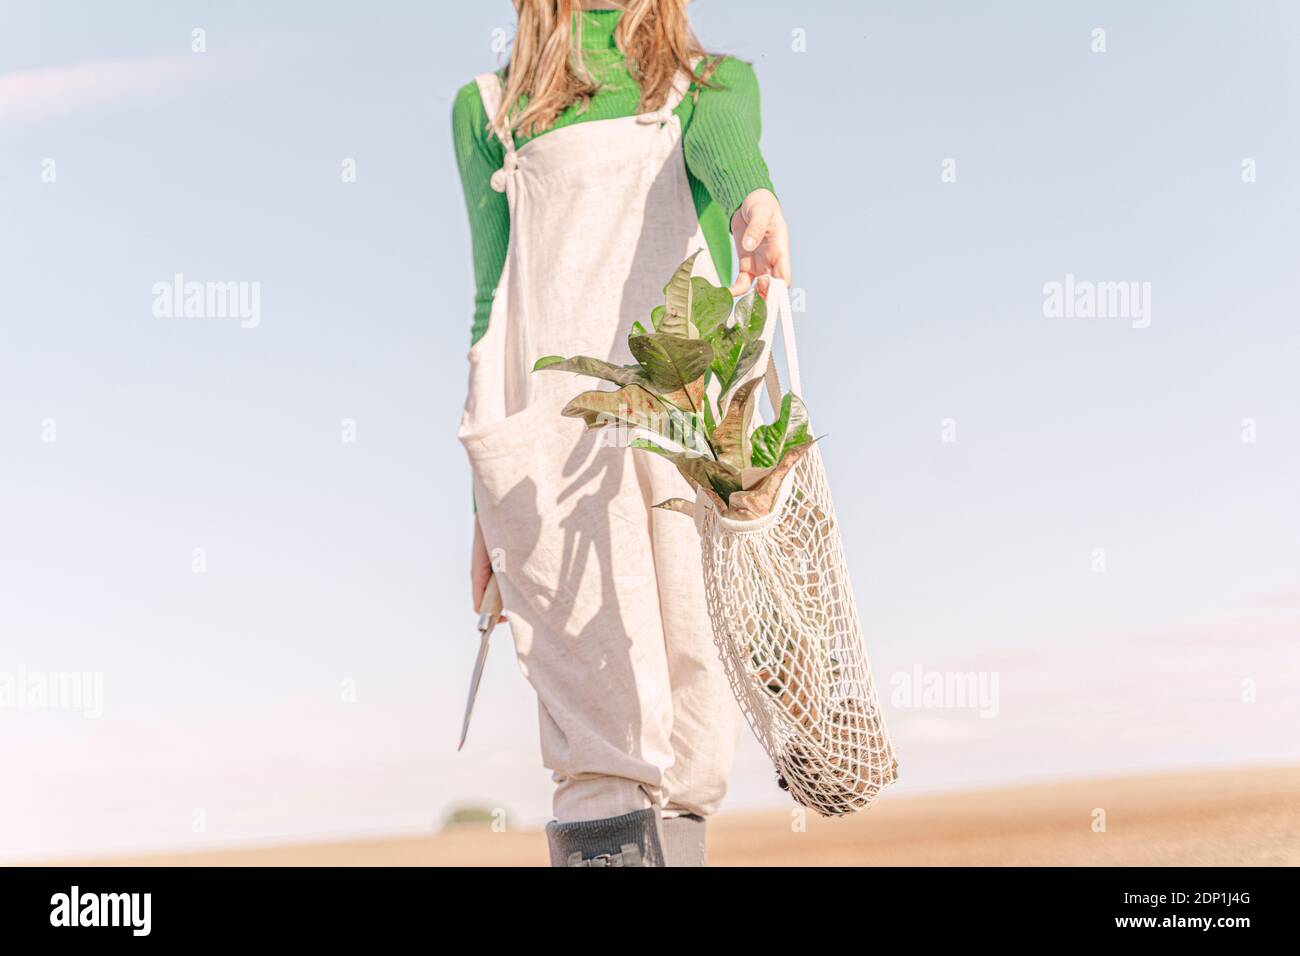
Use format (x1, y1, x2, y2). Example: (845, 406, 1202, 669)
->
(0, 51, 224, 125)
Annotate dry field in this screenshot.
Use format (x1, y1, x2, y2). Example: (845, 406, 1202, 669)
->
(38, 765, 1300, 867)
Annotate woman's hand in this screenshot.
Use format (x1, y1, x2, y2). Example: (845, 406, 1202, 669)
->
(471, 516, 494, 613)
(729, 188, 792, 296)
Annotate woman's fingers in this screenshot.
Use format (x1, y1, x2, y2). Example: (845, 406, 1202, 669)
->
(741, 202, 774, 252)
(471, 518, 490, 610)
(771, 241, 792, 284)
(730, 231, 769, 295)
(729, 190, 792, 295)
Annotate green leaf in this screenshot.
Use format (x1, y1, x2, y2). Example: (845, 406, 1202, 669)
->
(656, 376, 707, 415)
(750, 393, 812, 468)
(707, 325, 741, 388)
(688, 459, 743, 502)
(726, 438, 821, 521)
(660, 252, 700, 338)
(653, 497, 695, 518)
(628, 333, 713, 398)
(689, 277, 733, 338)
(631, 319, 649, 337)
(701, 287, 766, 397)
(732, 287, 767, 338)
(662, 405, 713, 454)
(631, 438, 742, 502)
(561, 383, 670, 436)
(533, 355, 646, 387)
(728, 339, 764, 392)
(714, 333, 764, 400)
(711, 378, 764, 470)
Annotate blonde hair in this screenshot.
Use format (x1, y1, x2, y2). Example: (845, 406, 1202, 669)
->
(497, 0, 717, 138)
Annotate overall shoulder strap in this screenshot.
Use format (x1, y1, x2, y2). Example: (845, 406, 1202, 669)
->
(473, 72, 516, 154)
(665, 55, 705, 112)
(638, 55, 705, 123)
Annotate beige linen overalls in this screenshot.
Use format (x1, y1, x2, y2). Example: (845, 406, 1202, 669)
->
(459, 70, 742, 824)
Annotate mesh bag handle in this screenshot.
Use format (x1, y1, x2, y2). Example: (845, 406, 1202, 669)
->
(749, 278, 801, 414)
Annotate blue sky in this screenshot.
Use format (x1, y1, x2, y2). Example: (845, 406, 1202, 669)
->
(1, 1, 1297, 860)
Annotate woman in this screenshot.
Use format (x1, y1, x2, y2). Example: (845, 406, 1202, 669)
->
(452, 0, 791, 866)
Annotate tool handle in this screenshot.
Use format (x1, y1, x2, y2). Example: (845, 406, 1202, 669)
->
(477, 573, 503, 620)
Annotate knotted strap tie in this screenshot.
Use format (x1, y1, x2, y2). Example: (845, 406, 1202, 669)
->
(489, 151, 518, 193)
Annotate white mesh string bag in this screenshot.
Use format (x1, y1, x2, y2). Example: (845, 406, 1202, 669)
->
(692, 280, 899, 816)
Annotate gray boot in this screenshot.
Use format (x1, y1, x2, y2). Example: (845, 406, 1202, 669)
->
(661, 813, 707, 867)
(546, 808, 667, 867)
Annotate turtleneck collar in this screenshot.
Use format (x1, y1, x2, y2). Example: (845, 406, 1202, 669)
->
(576, 9, 622, 51)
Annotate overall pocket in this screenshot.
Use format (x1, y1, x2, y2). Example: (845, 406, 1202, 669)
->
(460, 401, 575, 608)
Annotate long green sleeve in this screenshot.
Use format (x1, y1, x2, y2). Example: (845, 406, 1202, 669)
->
(451, 11, 775, 345)
(451, 82, 510, 343)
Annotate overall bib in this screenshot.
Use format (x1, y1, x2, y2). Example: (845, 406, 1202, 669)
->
(459, 71, 742, 827)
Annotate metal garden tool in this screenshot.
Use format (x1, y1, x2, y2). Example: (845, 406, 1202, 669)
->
(457, 573, 503, 751)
